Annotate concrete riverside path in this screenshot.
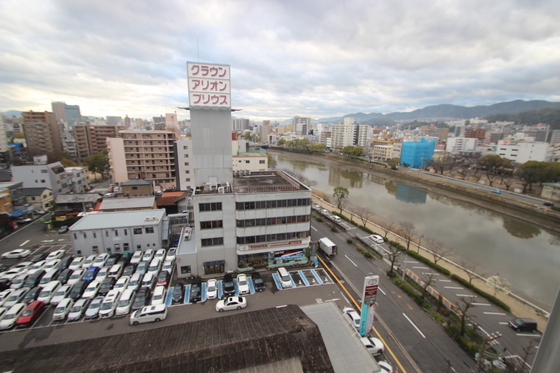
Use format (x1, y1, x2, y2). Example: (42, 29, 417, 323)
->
(311, 196, 550, 332)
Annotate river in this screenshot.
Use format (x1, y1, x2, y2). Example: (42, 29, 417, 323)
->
(272, 151, 560, 310)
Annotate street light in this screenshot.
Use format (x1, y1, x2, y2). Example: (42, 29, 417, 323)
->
(417, 234, 424, 254)
(401, 251, 408, 281)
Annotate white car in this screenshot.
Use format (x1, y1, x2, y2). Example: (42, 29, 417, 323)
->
(46, 250, 65, 261)
(206, 279, 218, 300)
(130, 251, 144, 265)
(1, 249, 31, 259)
(0, 289, 14, 307)
(69, 257, 85, 271)
(82, 255, 97, 269)
(10, 261, 33, 273)
(0, 303, 26, 329)
(360, 336, 384, 356)
(115, 289, 136, 316)
(142, 249, 154, 263)
(10, 274, 29, 289)
(67, 268, 85, 286)
(236, 274, 250, 295)
(342, 307, 361, 329)
(43, 259, 61, 271)
(151, 286, 166, 305)
(49, 284, 72, 306)
(95, 266, 111, 284)
(1, 269, 23, 281)
(113, 277, 130, 292)
(216, 296, 247, 312)
(53, 298, 74, 321)
(28, 260, 47, 273)
(127, 273, 142, 291)
(67, 298, 90, 321)
(92, 253, 109, 268)
(377, 361, 393, 373)
(98, 290, 121, 318)
(162, 260, 174, 274)
(2, 288, 29, 309)
(369, 235, 384, 244)
(82, 281, 101, 299)
(154, 249, 166, 260)
(165, 248, 176, 262)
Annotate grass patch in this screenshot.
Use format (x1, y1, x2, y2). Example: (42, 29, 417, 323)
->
(451, 275, 511, 313)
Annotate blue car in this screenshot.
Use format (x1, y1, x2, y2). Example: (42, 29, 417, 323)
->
(83, 266, 100, 282)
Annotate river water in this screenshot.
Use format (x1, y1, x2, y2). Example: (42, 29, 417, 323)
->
(273, 152, 560, 310)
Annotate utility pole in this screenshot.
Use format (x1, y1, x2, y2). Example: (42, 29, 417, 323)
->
(475, 332, 502, 373)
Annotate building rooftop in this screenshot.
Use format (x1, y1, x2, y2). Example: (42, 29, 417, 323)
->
(0, 305, 333, 373)
(69, 209, 166, 231)
(232, 171, 309, 194)
(156, 191, 187, 207)
(99, 196, 156, 210)
(55, 193, 102, 204)
(23, 187, 51, 196)
(122, 179, 152, 186)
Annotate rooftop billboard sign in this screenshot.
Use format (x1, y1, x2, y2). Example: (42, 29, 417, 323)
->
(187, 62, 231, 108)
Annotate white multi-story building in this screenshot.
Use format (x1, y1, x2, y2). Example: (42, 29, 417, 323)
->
(65, 166, 91, 193)
(175, 137, 194, 191)
(331, 117, 356, 150)
(355, 124, 371, 147)
(446, 137, 479, 154)
(495, 141, 553, 164)
(11, 161, 70, 198)
(373, 145, 393, 162)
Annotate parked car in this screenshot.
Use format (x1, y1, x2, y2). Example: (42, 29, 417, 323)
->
(46, 250, 65, 260)
(343, 307, 361, 329)
(360, 336, 385, 356)
(98, 277, 116, 297)
(30, 253, 48, 263)
(15, 300, 45, 327)
(130, 304, 167, 325)
(369, 235, 384, 244)
(83, 266, 100, 282)
(141, 273, 156, 291)
(0, 279, 10, 292)
(57, 225, 69, 234)
(98, 290, 121, 318)
(58, 256, 74, 270)
(82, 255, 97, 269)
(69, 280, 90, 301)
(39, 268, 61, 285)
(92, 253, 110, 268)
(142, 250, 154, 263)
(22, 286, 42, 305)
(189, 279, 202, 303)
(37, 281, 61, 304)
(68, 257, 85, 271)
(53, 298, 74, 321)
(10, 274, 29, 290)
(11, 261, 32, 273)
(50, 284, 72, 306)
(106, 253, 122, 267)
(377, 361, 394, 373)
(508, 317, 537, 332)
(67, 297, 90, 322)
(84, 296, 104, 319)
(28, 261, 47, 273)
(66, 268, 85, 286)
(154, 249, 166, 261)
(0, 289, 13, 307)
(0, 303, 26, 329)
(206, 279, 218, 300)
(216, 296, 247, 312)
(165, 248, 176, 262)
(23, 270, 45, 288)
(222, 273, 235, 297)
(2, 249, 31, 259)
(135, 261, 149, 276)
(131, 287, 151, 311)
(82, 281, 101, 299)
(161, 260, 174, 274)
(251, 272, 265, 292)
(95, 266, 111, 284)
(156, 271, 170, 288)
(237, 274, 250, 295)
(43, 260, 61, 272)
(130, 251, 144, 265)
(58, 268, 74, 285)
(172, 283, 184, 304)
(122, 264, 137, 278)
(115, 288, 136, 316)
(114, 277, 130, 292)
(3, 288, 30, 309)
(151, 285, 166, 306)
(147, 258, 162, 276)
(127, 273, 142, 292)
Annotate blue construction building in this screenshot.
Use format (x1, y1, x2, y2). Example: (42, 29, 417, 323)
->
(400, 138, 437, 168)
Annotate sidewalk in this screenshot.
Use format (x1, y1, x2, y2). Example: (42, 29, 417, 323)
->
(311, 196, 550, 332)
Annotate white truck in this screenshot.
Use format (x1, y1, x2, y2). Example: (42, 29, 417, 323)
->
(318, 237, 337, 257)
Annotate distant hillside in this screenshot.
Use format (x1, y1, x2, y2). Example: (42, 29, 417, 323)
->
(486, 105, 560, 130)
(3, 110, 22, 117)
(319, 100, 560, 124)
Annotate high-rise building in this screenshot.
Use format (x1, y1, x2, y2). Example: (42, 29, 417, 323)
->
(74, 124, 125, 161)
(107, 130, 178, 190)
(22, 111, 63, 157)
(232, 118, 249, 131)
(260, 121, 270, 143)
(64, 104, 81, 129)
(51, 102, 66, 123)
(106, 116, 122, 126)
(331, 117, 356, 150)
(166, 113, 179, 132)
(292, 116, 312, 136)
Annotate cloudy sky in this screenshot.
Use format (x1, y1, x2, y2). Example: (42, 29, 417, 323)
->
(1, 0, 559, 122)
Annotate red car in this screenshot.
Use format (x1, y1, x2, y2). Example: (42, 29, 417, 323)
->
(15, 300, 45, 328)
(156, 270, 170, 288)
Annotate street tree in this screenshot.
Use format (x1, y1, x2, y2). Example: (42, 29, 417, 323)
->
(478, 155, 511, 187)
(353, 205, 374, 227)
(333, 187, 349, 214)
(458, 258, 479, 284)
(380, 220, 396, 238)
(426, 238, 451, 265)
(276, 138, 286, 147)
(386, 243, 401, 276)
(420, 272, 437, 299)
(365, 146, 375, 163)
(487, 275, 511, 296)
(514, 161, 547, 192)
(387, 158, 400, 170)
(82, 149, 109, 181)
(267, 154, 277, 169)
(456, 296, 476, 337)
(399, 221, 417, 251)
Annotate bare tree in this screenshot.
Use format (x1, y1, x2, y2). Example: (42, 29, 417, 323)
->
(471, 169, 483, 183)
(456, 167, 471, 180)
(353, 205, 374, 227)
(456, 296, 476, 337)
(426, 238, 451, 265)
(386, 244, 401, 276)
(399, 221, 417, 251)
(380, 220, 396, 239)
(516, 339, 537, 373)
(420, 272, 437, 299)
(487, 276, 511, 296)
(365, 146, 375, 163)
(333, 187, 349, 214)
(499, 173, 515, 190)
(459, 259, 479, 284)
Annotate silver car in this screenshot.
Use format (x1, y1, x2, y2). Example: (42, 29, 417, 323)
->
(84, 296, 104, 319)
(68, 298, 91, 322)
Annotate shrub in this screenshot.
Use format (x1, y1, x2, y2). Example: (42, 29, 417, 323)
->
(331, 226, 338, 232)
(406, 250, 451, 276)
(347, 239, 353, 244)
(359, 225, 374, 234)
(451, 275, 511, 312)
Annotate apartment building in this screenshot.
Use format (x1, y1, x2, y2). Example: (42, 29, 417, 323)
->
(22, 111, 63, 157)
(331, 117, 356, 150)
(74, 124, 125, 161)
(495, 141, 553, 163)
(107, 130, 178, 190)
(65, 166, 91, 193)
(446, 137, 478, 154)
(11, 161, 70, 197)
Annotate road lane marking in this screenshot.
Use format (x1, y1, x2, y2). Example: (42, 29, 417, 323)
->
(407, 304, 413, 311)
(402, 313, 426, 338)
(484, 312, 506, 316)
(456, 294, 476, 297)
(311, 226, 317, 231)
(516, 334, 541, 337)
(472, 303, 491, 306)
(378, 287, 386, 295)
(412, 266, 429, 269)
(499, 322, 509, 325)
(20, 240, 30, 246)
(439, 279, 452, 282)
(444, 286, 463, 289)
(344, 255, 357, 267)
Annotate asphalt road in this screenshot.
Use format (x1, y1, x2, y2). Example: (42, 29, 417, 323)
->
(311, 219, 476, 372)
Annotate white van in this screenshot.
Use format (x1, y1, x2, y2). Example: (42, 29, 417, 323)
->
(115, 288, 136, 316)
(130, 304, 167, 326)
(332, 216, 341, 224)
(141, 273, 156, 290)
(277, 267, 292, 288)
(38, 281, 62, 304)
(127, 273, 142, 291)
(108, 264, 123, 279)
(98, 289, 121, 318)
(147, 258, 161, 276)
